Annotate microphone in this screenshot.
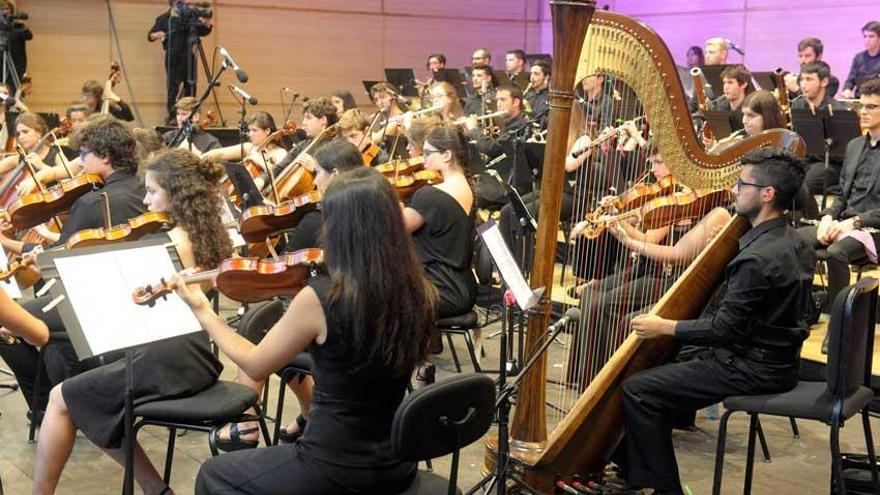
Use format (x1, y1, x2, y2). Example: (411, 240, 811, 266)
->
(0, 93, 17, 107)
(547, 307, 582, 334)
(219, 47, 249, 83)
(726, 39, 746, 56)
(230, 85, 258, 105)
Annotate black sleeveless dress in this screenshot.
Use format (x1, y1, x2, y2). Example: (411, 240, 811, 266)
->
(195, 275, 416, 495)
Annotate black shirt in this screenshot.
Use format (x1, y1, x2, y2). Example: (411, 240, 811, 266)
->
(844, 50, 880, 92)
(823, 134, 880, 226)
(463, 90, 495, 117)
(285, 209, 322, 252)
(676, 217, 816, 360)
(90, 100, 135, 122)
(525, 86, 549, 129)
(8, 21, 31, 82)
(148, 12, 212, 60)
(409, 187, 477, 317)
(790, 94, 847, 112)
(162, 128, 222, 153)
(54, 169, 147, 247)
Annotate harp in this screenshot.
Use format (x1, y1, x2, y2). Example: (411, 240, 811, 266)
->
(484, 2, 806, 491)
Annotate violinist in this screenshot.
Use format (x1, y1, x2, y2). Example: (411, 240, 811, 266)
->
(30, 149, 230, 495)
(260, 97, 337, 190)
(81, 79, 134, 122)
(201, 111, 289, 172)
(172, 166, 435, 494)
(369, 82, 408, 146)
(402, 125, 477, 384)
(211, 139, 364, 452)
(0, 113, 72, 177)
(0, 116, 147, 417)
(133, 127, 167, 166)
(53, 103, 92, 150)
(162, 96, 222, 153)
(337, 109, 389, 166)
(329, 89, 356, 118)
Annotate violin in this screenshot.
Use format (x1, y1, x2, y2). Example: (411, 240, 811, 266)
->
(6, 173, 104, 230)
(230, 120, 299, 204)
(389, 169, 443, 200)
(239, 190, 322, 243)
(0, 118, 74, 209)
(198, 109, 218, 129)
(63, 211, 172, 250)
(264, 124, 337, 203)
(604, 175, 676, 213)
(0, 255, 33, 282)
(374, 156, 424, 177)
(360, 142, 381, 167)
(580, 188, 731, 239)
(100, 62, 122, 115)
(132, 248, 324, 306)
(0, 254, 41, 289)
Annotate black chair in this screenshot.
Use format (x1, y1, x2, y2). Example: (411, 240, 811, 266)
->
(392, 373, 496, 495)
(438, 312, 483, 373)
(712, 277, 880, 495)
(131, 381, 271, 487)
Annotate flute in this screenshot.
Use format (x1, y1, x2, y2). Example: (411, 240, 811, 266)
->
(452, 110, 509, 125)
(386, 105, 444, 124)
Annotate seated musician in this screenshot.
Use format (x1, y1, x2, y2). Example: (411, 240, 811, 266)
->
(403, 125, 477, 384)
(81, 79, 134, 122)
(465, 84, 531, 208)
(622, 148, 815, 495)
(29, 149, 230, 495)
(369, 82, 408, 145)
(798, 78, 880, 312)
(841, 21, 880, 99)
(711, 64, 750, 111)
(133, 127, 168, 166)
(416, 52, 446, 98)
(471, 47, 491, 67)
(0, 113, 73, 177)
(0, 117, 147, 413)
(173, 167, 435, 494)
(463, 64, 496, 117)
(330, 89, 357, 118)
(162, 96, 222, 153)
(792, 62, 849, 196)
(426, 82, 465, 124)
(212, 139, 365, 452)
(337, 109, 389, 166)
(201, 111, 289, 172)
(524, 60, 550, 129)
(783, 38, 840, 98)
(258, 96, 338, 191)
(505, 48, 528, 88)
(54, 103, 92, 150)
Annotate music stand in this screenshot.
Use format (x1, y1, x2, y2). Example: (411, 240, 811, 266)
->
(361, 80, 382, 97)
(384, 68, 419, 97)
(703, 109, 742, 139)
(38, 237, 198, 495)
(525, 53, 552, 67)
(752, 71, 784, 92)
(434, 68, 468, 98)
(790, 109, 826, 156)
(699, 64, 732, 96)
(222, 160, 264, 210)
(825, 110, 861, 160)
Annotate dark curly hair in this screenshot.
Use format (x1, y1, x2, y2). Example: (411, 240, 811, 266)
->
(73, 116, 139, 174)
(740, 147, 806, 209)
(145, 149, 232, 269)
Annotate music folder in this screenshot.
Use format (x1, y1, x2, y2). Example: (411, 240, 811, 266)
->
(38, 236, 199, 360)
(361, 80, 382, 96)
(434, 68, 468, 98)
(699, 64, 733, 96)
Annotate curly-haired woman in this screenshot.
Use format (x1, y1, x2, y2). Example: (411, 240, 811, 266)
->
(29, 149, 233, 495)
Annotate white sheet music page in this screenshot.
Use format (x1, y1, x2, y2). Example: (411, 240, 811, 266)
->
(478, 219, 541, 311)
(54, 245, 201, 356)
(0, 246, 23, 299)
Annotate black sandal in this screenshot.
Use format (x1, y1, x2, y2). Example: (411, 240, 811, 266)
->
(210, 422, 259, 452)
(278, 414, 307, 444)
(415, 363, 436, 387)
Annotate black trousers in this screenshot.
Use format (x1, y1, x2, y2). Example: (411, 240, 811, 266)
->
(798, 225, 873, 308)
(165, 52, 197, 119)
(498, 190, 574, 269)
(621, 351, 797, 493)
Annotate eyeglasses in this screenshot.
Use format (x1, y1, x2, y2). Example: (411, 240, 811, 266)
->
(735, 178, 768, 190)
(79, 149, 92, 161)
(861, 103, 880, 112)
(423, 148, 443, 157)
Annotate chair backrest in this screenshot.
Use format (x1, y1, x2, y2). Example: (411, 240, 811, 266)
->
(236, 300, 285, 345)
(826, 277, 878, 398)
(391, 373, 495, 461)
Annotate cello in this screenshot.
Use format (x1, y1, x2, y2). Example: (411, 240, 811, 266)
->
(262, 124, 337, 203)
(100, 62, 122, 115)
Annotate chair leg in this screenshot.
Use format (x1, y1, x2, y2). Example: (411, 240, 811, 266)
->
(862, 410, 880, 490)
(830, 416, 846, 495)
(743, 414, 758, 495)
(28, 349, 46, 444)
(754, 416, 772, 462)
(445, 333, 462, 373)
(252, 403, 272, 447)
(274, 373, 288, 445)
(162, 427, 177, 484)
(712, 410, 734, 495)
(462, 330, 481, 373)
(789, 417, 800, 438)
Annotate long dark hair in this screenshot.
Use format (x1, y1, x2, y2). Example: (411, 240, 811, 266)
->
(331, 89, 357, 112)
(146, 149, 232, 269)
(322, 167, 436, 373)
(743, 90, 785, 131)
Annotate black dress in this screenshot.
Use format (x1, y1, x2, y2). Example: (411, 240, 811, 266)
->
(62, 331, 222, 448)
(409, 186, 477, 317)
(195, 275, 416, 495)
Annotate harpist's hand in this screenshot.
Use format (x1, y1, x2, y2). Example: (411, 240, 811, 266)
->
(170, 272, 211, 314)
(631, 314, 676, 339)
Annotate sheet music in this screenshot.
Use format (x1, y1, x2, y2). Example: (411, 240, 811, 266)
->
(478, 219, 542, 311)
(0, 246, 23, 299)
(54, 245, 201, 356)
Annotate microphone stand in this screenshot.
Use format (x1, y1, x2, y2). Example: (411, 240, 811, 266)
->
(467, 312, 576, 495)
(168, 59, 228, 151)
(231, 87, 248, 161)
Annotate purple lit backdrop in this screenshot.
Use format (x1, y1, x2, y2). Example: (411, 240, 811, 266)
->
(537, 0, 877, 90)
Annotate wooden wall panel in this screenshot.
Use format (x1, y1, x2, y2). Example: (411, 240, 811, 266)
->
(17, 0, 545, 126)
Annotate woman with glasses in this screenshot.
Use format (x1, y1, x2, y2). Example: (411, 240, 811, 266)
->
(402, 125, 477, 384)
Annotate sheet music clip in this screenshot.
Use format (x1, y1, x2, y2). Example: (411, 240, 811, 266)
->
(41, 294, 65, 313)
